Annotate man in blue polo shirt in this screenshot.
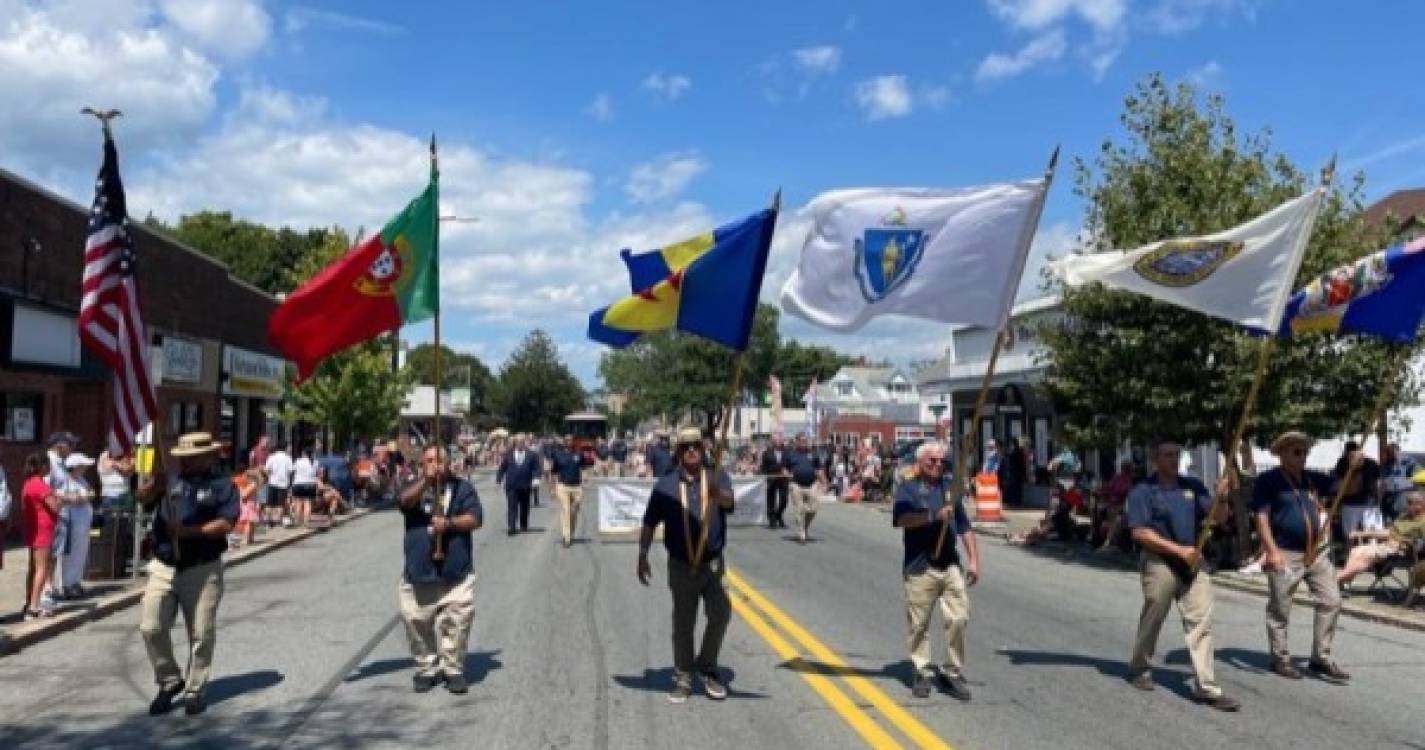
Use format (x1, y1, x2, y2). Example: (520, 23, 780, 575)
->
(1252, 430, 1349, 684)
(637, 427, 735, 705)
(893, 441, 979, 700)
(646, 432, 674, 478)
(551, 435, 586, 548)
(610, 435, 630, 477)
(398, 445, 483, 694)
(784, 433, 824, 544)
(1124, 440, 1239, 711)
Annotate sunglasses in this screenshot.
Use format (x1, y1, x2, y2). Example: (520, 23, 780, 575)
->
(923, 457, 946, 465)
(1289, 448, 1307, 457)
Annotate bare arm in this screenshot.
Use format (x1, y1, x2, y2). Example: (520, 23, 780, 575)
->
(398, 477, 429, 509)
(960, 529, 980, 584)
(636, 524, 656, 584)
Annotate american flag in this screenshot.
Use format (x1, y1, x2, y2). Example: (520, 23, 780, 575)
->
(78, 135, 158, 457)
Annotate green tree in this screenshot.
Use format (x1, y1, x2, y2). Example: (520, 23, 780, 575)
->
(598, 303, 782, 433)
(489, 330, 585, 433)
(404, 343, 495, 414)
(1039, 75, 1415, 453)
(146, 211, 337, 295)
(771, 340, 854, 407)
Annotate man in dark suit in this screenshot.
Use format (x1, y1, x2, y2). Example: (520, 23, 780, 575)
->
(496, 435, 542, 535)
(760, 434, 791, 529)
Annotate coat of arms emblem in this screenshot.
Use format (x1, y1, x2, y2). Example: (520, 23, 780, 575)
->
(1132, 239, 1244, 287)
(854, 207, 925, 303)
(354, 236, 410, 297)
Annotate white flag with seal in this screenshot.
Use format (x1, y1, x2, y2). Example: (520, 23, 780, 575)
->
(780, 179, 1049, 332)
(1051, 189, 1324, 330)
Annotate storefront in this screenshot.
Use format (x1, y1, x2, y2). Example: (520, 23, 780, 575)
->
(221, 345, 286, 461)
(153, 332, 220, 446)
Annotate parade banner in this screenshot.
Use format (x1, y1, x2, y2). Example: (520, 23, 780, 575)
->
(595, 477, 768, 534)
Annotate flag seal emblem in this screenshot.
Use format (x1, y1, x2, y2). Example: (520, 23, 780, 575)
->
(1132, 239, 1245, 287)
(853, 207, 925, 302)
(354, 236, 412, 297)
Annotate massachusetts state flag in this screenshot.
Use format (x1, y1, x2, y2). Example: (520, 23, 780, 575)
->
(588, 208, 777, 351)
(1276, 237, 1425, 342)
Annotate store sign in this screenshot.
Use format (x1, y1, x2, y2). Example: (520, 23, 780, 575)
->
(161, 336, 202, 383)
(449, 387, 471, 413)
(12, 407, 35, 442)
(223, 346, 285, 399)
(11, 304, 81, 368)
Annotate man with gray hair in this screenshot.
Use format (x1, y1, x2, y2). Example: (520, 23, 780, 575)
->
(893, 441, 979, 700)
(1336, 490, 1425, 588)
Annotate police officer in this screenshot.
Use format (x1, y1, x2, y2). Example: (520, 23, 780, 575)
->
(1124, 440, 1240, 711)
(136, 433, 240, 716)
(1252, 431, 1349, 683)
(759, 433, 790, 529)
(398, 445, 483, 694)
(784, 433, 823, 544)
(637, 427, 735, 704)
(551, 435, 585, 547)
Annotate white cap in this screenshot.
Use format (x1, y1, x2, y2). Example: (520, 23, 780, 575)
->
(65, 452, 96, 469)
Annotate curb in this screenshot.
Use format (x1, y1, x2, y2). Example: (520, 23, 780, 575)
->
(0, 505, 382, 657)
(972, 522, 1425, 634)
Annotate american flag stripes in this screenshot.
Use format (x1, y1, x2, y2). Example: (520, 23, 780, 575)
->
(78, 134, 158, 457)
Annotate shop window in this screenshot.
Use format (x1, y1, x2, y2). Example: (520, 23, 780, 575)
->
(1, 393, 44, 442)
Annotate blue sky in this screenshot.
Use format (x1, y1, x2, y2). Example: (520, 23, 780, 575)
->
(4, 0, 1424, 385)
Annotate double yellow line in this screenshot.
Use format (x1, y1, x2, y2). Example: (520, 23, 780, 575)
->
(725, 568, 955, 750)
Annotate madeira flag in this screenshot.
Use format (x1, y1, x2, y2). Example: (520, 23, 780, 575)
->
(269, 174, 438, 381)
(588, 207, 777, 351)
(1276, 236, 1425, 342)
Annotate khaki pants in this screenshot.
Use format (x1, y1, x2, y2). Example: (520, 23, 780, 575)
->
(398, 573, 477, 678)
(139, 559, 224, 697)
(904, 565, 969, 678)
(790, 484, 818, 535)
(556, 483, 583, 544)
(668, 557, 732, 678)
(1129, 555, 1221, 697)
(1266, 550, 1341, 662)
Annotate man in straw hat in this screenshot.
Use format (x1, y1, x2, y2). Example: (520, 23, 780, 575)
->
(1251, 430, 1350, 684)
(637, 427, 735, 704)
(136, 432, 240, 716)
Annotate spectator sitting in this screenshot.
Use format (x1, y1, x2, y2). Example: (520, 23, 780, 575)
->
(1336, 490, 1425, 589)
(1097, 460, 1137, 554)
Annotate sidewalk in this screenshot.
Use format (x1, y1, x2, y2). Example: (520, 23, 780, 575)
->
(0, 505, 381, 656)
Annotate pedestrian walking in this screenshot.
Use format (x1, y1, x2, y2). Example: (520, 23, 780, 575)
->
(1123, 440, 1240, 711)
(20, 453, 60, 619)
(637, 427, 735, 704)
(262, 443, 293, 528)
(496, 435, 541, 535)
(760, 434, 790, 529)
(893, 441, 979, 700)
(784, 434, 823, 543)
(551, 435, 586, 547)
(290, 446, 318, 528)
(398, 445, 483, 694)
(1252, 431, 1350, 684)
(136, 433, 240, 716)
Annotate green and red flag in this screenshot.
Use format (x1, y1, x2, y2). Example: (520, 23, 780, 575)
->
(269, 170, 439, 381)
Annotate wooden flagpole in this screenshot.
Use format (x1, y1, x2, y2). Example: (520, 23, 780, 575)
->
(428, 134, 449, 561)
(932, 146, 1059, 559)
(1193, 155, 1336, 567)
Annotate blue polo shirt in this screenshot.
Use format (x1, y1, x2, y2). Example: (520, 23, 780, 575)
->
(611, 440, 628, 461)
(892, 474, 973, 575)
(401, 476, 482, 584)
(1251, 467, 1334, 552)
(551, 448, 583, 486)
(783, 448, 821, 488)
(647, 444, 674, 477)
(1125, 474, 1212, 546)
(643, 468, 734, 563)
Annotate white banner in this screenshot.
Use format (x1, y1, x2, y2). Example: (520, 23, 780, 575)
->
(596, 477, 767, 534)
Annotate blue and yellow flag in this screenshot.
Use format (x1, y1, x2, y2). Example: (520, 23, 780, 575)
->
(588, 208, 777, 351)
(1277, 237, 1425, 342)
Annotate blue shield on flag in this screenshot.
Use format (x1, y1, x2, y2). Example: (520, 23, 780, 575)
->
(854, 228, 925, 302)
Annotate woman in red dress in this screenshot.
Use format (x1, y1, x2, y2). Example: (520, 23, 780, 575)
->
(20, 453, 60, 618)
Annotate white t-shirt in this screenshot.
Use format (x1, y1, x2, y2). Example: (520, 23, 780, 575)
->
(265, 451, 294, 489)
(292, 456, 318, 487)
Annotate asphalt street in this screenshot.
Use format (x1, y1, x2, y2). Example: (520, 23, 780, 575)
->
(1, 473, 1422, 750)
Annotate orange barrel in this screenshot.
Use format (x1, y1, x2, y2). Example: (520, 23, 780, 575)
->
(973, 471, 1004, 523)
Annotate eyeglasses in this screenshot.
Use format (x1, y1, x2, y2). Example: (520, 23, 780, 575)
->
(923, 457, 946, 465)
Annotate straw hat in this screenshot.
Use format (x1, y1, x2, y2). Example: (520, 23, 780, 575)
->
(1269, 431, 1313, 455)
(172, 432, 225, 457)
(675, 427, 703, 445)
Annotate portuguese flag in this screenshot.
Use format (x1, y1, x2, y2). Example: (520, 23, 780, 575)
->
(269, 170, 438, 382)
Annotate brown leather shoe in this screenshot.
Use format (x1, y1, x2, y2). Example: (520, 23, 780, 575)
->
(1271, 658, 1302, 679)
(1308, 660, 1350, 684)
(1129, 673, 1155, 691)
(1196, 692, 1241, 712)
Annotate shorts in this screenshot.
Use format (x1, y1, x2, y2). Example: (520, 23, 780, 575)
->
(291, 484, 317, 500)
(266, 486, 290, 507)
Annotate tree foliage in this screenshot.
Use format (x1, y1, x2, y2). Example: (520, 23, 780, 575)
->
(405, 343, 495, 413)
(1039, 75, 1416, 452)
(770, 340, 854, 406)
(145, 211, 338, 296)
(489, 330, 585, 433)
(598, 304, 782, 433)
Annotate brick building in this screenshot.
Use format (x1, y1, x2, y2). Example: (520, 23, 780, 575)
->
(1, 167, 287, 488)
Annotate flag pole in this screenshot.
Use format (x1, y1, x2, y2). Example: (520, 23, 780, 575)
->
(1193, 156, 1335, 567)
(429, 133, 449, 561)
(1306, 342, 1409, 565)
(932, 146, 1058, 559)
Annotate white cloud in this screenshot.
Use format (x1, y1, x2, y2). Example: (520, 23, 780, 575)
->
(1187, 59, 1223, 87)
(986, 0, 1127, 34)
(922, 85, 951, 109)
(792, 45, 841, 74)
(586, 93, 613, 122)
(283, 6, 405, 36)
(624, 152, 707, 204)
(854, 75, 913, 121)
(1020, 221, 1079, 299)
(975, 29, 1067, 82)
(642, 71, 692, 100)
(1148, 0, 1252, 34)
(158, 0, 271, 60)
